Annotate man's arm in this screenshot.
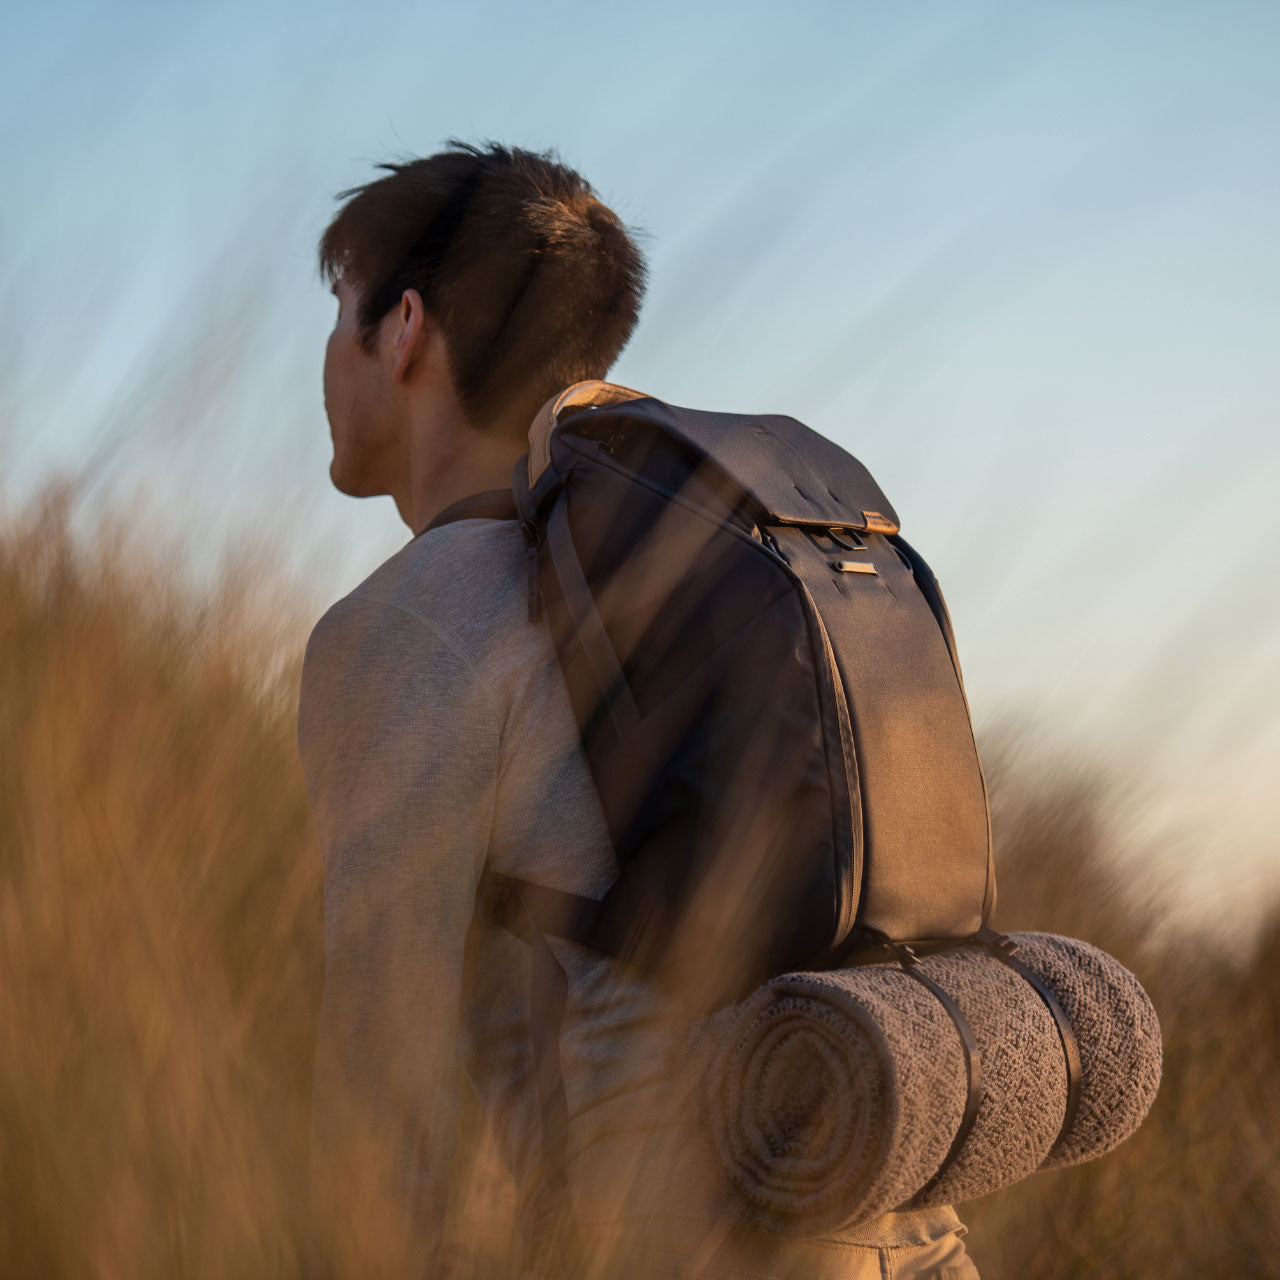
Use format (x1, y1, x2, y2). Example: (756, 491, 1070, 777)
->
(297, 592, 499, 1274)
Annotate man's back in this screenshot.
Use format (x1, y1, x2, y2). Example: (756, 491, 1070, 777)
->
(299, 512, 978, 1276)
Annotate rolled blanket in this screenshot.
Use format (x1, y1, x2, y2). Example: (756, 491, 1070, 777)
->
(686, 933, 1161, 1236)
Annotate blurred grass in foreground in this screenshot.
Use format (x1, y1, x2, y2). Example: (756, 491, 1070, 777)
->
(0, 484, 1276, 1279)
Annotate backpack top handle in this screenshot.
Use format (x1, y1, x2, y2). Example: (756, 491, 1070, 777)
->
(526, 380, 649, 489)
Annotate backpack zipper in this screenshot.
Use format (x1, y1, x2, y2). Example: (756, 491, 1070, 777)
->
(756, 526, 860, 945)
(809, 601, 860, 946)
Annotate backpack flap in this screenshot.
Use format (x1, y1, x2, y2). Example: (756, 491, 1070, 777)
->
(537, 393, 899, 533)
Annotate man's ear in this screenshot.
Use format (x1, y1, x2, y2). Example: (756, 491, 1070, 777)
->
(390, 288, 431, 383)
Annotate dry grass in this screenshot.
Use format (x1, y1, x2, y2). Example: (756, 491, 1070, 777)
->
(0, 485, 321, 1278)
(0, 483, 1274, 1278)
(963, 748, 1280, 1279)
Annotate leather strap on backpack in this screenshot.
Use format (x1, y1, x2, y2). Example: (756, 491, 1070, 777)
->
(976, 927, 1083, 1159)
(860, 929, 985, 1197)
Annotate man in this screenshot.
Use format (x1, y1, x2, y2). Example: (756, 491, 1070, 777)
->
(299, 140, 979, 1277)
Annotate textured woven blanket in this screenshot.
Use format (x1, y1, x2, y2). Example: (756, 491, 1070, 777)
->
(686, 933, 1161, 1235)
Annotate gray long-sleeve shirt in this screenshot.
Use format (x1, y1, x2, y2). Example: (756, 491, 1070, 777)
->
(297, 513, 963, 1270)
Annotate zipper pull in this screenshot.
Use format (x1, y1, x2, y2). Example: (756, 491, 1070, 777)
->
(523, 524, 542, 622)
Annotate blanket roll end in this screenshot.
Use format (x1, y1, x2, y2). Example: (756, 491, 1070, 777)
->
(1012, 933, 1163, 1171)
(691, 966, 967, 1235)
(688, 932, 1163, 1232)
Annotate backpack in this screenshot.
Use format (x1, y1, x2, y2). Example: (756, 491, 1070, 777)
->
(468, 380, 1007, 1231)
(484, 381, 995, 1003)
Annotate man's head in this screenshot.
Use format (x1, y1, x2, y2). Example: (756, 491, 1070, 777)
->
(318, 140, 647, 527)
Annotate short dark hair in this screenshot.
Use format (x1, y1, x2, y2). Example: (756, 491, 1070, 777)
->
(319, 140, 647, 435)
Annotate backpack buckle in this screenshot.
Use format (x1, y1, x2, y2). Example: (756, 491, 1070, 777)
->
(858, 926, 919, 969)
(975, 926, 1020, 958)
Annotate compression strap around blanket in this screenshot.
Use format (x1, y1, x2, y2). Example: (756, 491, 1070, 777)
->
(976, 927, 1083, 1160)
(876, 939, 985, 1199)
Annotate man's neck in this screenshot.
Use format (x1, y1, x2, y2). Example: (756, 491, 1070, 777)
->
(397, 425, 526, 536)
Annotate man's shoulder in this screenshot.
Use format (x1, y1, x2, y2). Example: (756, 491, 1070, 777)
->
(306, 517, 530, 670)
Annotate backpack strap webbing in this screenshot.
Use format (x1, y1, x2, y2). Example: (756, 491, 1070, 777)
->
(904, 970, 984, 1198)
(976, 928, 1083, 1159)
(481, 869, 605, 953)
(860, 931, 984, 1198)
(415, 489, 519, 538)
(545, 495, 641, 741)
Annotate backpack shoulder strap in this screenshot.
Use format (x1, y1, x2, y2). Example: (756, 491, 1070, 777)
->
(416, 489, 518, 537)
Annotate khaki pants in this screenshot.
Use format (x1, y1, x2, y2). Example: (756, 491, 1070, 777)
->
(524, 1218, 980, 1280)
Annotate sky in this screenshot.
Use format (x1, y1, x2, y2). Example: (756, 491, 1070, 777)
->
(3, 0, 1278, 932)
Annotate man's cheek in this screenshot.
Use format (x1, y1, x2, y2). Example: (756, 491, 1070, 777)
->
(322, 339, 338, 424)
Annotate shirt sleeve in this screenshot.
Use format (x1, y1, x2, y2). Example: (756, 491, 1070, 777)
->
(297, 592, 500, 1274)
